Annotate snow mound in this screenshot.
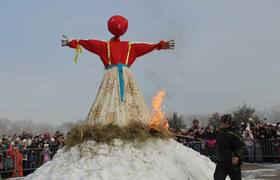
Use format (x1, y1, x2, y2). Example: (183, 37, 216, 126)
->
(25, 139, 215, 180)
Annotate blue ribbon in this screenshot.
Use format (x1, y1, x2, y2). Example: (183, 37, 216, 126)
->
(105, 64, 128, 102)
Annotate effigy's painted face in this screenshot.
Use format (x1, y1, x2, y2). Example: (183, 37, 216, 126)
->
(107, 15, 128, 37)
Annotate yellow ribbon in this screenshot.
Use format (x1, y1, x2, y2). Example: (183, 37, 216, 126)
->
(74, 41, 83, 64)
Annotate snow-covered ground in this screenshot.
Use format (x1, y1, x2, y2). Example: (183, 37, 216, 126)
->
(24, 138, 280, 180)
(25, 139, 216, 180)
(242, 163, 280, 180)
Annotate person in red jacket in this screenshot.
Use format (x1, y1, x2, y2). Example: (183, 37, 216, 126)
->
(11, 142, 23, 177)
(62, 15, 174, 127)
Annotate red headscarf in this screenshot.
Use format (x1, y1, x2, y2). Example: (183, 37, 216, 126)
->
(107, 15, 128, 39)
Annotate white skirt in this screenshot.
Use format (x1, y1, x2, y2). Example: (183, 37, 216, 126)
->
(86, 66, 150, 127)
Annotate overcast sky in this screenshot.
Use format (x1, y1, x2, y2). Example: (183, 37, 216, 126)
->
(0, 0, 280, 125)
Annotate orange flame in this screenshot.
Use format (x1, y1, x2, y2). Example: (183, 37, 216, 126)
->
(149, 90, 169, 130)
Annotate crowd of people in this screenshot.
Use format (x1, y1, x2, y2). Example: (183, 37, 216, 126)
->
(175, 119, 280, 163)
(0, 131, 65, 178)
(1, 119, 280, 178)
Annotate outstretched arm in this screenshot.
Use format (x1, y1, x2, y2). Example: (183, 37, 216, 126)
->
(131, 40, 175, 58)
(61, 35, 106, 56)
(196, 131, 219, 140)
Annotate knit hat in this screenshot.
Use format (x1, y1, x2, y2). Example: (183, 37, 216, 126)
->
(220, 114, 233, 125)
(27, 139, 32, 146)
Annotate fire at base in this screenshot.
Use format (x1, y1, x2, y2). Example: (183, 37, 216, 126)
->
(149, 90, 169, 130)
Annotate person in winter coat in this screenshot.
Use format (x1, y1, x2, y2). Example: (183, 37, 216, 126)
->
(242, 126, 254, 162)
(42, 144, 52, 163)
(2, 139, 13, 178)
(0, 139, 3, 171)
(49, 138, 58, 159)
(11, 142, 23, 177)
(198, 114, 245, 180)
(20, 139, 30, 176)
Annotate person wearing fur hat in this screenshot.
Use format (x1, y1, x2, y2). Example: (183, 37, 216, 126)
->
(197, 114, 245, 180)
(62, 15, 175, 127)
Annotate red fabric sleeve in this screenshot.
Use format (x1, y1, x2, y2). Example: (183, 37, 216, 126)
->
(68, 39, 106, 56)
(131, 41, 166, 58)
(68, 40, 78, 48)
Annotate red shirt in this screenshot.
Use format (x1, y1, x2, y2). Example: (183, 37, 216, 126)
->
(68, 38, 166, 67)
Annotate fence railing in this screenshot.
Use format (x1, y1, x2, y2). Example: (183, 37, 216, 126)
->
(1, 138, 280, 178)
(0, 147, 58, 179)
(175, 135, 280, 163)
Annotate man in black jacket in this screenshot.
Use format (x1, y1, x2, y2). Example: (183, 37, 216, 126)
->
(198, 114, 245, 180)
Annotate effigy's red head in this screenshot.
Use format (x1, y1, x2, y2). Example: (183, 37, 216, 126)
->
(107, 15, 128, 38)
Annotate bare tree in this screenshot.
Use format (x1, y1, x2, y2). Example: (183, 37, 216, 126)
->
(167, 112, 186, 132)
(0, 118, 56, 136)
(232, 104, 260, 126)
(56, 119, 86, 134)
(208, 112, 220, 129)
(269, 106, 280, 123)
